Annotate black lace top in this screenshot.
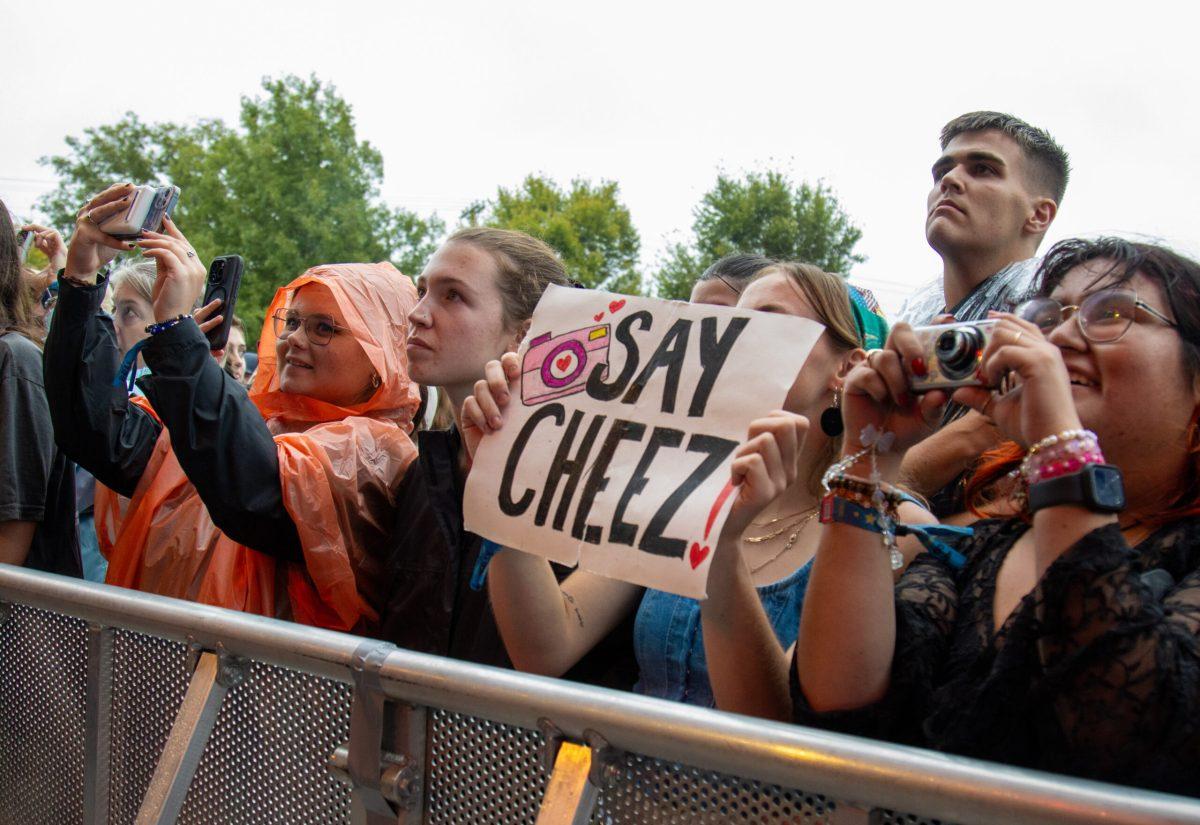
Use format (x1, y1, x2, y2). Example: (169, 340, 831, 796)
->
(791, 518, 1200, 795)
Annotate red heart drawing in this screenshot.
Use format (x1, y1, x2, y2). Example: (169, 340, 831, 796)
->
(593, 312, 604, 322)
(608, 299, 626, 314)
(689, 541, 711, 569)
(555, 354, 573, 372)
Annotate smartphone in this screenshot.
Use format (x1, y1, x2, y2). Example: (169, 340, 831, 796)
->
(16, 228, 34, 262)
(99, 184, 181, 239)
(201, 255, 244, 350)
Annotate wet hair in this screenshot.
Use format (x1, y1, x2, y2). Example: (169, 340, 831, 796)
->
(751, 262, 860, 351)
(940, 111, 1070, 205)
(0, 204, 41, 342)
(698, 253, 775, 295)
(1034, 236, 1200, 373)
(110, 260, 157, 306)
(966, 237, 1200, 526)
(446, 227, 569, 330)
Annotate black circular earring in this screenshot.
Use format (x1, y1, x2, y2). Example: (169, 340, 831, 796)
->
(820, 386, 844, 437)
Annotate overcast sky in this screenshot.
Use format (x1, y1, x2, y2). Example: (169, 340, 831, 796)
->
(4, 0, 1198, 313)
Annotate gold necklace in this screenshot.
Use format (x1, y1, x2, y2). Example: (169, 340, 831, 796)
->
(745, 506, 818, 543)
(751, 508, 813, 528)
(748, 510, 819, 574)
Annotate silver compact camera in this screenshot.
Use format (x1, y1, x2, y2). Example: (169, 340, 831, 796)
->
(908, 319, 999, 392)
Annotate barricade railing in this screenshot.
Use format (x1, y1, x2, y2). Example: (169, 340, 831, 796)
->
(0, 564, 1197, 825)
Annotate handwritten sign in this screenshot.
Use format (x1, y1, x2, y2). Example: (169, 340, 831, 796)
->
(463, 285, 822, 598)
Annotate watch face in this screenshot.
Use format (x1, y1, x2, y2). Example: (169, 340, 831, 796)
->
(1090, 465, 1127, 510)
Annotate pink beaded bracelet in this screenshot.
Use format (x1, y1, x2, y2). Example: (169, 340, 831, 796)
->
(1019, 429, 1105, 484)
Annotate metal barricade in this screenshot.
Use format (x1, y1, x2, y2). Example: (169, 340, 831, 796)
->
(0, 565, 1197, 825)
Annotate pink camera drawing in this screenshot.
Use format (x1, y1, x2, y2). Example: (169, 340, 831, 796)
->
(521, 324, 611, 405)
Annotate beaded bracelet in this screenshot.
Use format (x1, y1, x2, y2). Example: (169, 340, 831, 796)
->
(827, 475, 904, 506)
(1019, 428, 1105, 484)
(145, 315, 189, 336)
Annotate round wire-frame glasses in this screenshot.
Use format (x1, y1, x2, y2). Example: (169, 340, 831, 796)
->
(1016, 288, 1177, 344)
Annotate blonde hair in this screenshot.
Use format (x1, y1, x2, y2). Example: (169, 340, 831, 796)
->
(110, 260, 157, 305)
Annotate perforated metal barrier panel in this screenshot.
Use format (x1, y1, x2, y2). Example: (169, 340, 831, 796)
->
(0, 604, 87, 824)
(2, 583, 1147, 825)
(426, 709, 548, 825)
(177, 661, 351, 825)
(108, 630, 190, 824)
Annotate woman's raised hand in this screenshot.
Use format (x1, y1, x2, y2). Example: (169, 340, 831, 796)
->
(191, 299, 226, 357)
(138, 215, 207, 324)
(461, 352, 521, 463)
(21, 223, 67, 272)
(723, 411, 809, 539)
(63, 183, 138, 282)
(841, 321, 949, 469)
(951, 312, 1081, 447)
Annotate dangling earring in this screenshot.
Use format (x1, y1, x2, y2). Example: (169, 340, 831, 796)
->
(370, 373, 381, 389)
(820, 385, 844, 437)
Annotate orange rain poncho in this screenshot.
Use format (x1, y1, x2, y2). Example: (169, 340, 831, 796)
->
(95, 263, 420, 634)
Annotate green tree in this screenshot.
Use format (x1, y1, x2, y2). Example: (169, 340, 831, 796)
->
(464, 175, 643, 294)
(39, 75, 442, 335)
(653, 171, 865, 299)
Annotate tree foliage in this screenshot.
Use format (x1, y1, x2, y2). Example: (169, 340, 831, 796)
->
(653, 171, 865, 299)
(39, 75, 443, 335)
(464, 175, 643, 294)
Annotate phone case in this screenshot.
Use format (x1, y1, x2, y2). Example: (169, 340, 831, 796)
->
(99, 186, 156, 239)
(202, 255, 245, 351)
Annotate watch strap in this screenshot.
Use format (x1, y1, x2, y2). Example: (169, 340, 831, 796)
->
(1028, 463, 1125, 513)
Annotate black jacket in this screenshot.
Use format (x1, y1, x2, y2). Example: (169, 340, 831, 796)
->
(382, 426, 639, 688)
(44, 273, 302, 562)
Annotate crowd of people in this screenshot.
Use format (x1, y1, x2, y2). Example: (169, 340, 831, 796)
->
(2, 110, 1198, 796)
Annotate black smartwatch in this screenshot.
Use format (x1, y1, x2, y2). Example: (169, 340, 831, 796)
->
(1028, 463, 1126, 514)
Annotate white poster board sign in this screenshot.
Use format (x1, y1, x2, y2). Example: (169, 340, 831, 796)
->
(463, 285, 821, 598)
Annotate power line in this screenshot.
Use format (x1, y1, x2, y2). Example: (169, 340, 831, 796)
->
(0, 176, 56, 185)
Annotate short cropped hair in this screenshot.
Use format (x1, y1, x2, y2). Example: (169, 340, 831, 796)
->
(940, 111, 1070, 205)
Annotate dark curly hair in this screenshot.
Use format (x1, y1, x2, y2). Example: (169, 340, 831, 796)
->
(966, 237, 1200, 526)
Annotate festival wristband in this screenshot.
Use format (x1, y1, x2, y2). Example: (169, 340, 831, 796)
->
(112, 315, 191, 393)
(820, 494, 970, 569)
(469, 539, 504, 591)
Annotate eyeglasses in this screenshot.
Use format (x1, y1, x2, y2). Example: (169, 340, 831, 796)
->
(271, 310, 350, 346)
(1016, 288, 1177, 344)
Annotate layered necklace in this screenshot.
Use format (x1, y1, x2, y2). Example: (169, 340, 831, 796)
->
(744, 505, 819, 574)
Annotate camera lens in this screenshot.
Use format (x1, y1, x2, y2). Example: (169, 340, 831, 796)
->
(210, 262, 224, 283)
(935, 327, 984, 379)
